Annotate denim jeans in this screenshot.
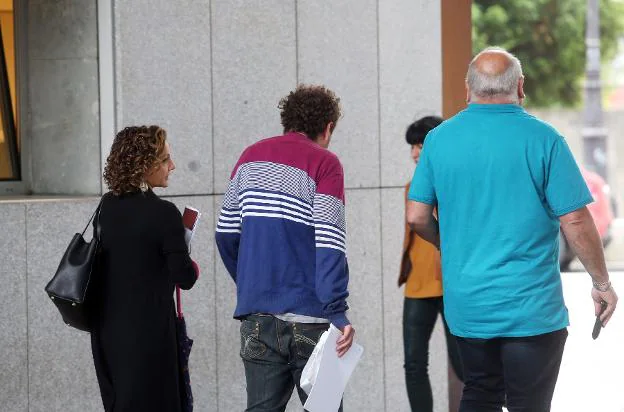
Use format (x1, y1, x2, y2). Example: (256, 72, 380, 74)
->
(456, 328, 568, 412)
(240, 314, 343, 412)
(403, 296, 464, 412)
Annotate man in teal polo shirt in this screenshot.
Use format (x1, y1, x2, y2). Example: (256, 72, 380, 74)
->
(407, 47, 618, 412)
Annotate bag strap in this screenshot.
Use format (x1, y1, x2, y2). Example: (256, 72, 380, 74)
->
(81, 196, 105, 239)
(176, 285, 183, 319)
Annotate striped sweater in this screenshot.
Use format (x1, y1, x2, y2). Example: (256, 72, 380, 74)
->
(215, 132, 350, 327)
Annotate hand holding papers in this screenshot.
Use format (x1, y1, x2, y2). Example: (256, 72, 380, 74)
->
(182, 206, 201, 251)
(300, 324, 364, 412)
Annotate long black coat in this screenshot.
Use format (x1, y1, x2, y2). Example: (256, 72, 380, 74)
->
(90, 190, 197, 412)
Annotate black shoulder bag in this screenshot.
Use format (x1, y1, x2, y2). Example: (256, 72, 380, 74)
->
(44, 198, 104, 332)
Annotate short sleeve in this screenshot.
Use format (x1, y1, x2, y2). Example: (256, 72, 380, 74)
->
(408, 143, 436, 205)
(545, 137, 594, 216)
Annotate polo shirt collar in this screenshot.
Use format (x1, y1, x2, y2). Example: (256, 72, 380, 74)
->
(466, 103, 525, 113)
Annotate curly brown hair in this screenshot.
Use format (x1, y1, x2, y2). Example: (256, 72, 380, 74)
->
(278, 84, 342, 139)
(103, 126, 167, 195)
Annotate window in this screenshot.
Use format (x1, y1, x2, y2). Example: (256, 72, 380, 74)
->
(0, 0, 19, 181)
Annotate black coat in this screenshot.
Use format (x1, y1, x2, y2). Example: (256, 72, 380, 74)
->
(90, 190, 196, 412)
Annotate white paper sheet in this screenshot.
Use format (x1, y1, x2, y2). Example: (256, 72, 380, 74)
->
(303, 324, 364, 412)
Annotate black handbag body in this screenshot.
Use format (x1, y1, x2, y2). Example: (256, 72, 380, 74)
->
(45, 199, 103, 332)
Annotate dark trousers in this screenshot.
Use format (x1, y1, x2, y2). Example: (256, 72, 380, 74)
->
(240, 314, 343, 412)
(403, 297, 464, 412)
(456, 328, 568, 412)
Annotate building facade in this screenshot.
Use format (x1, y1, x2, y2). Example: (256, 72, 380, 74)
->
(0, 1, 471, 411)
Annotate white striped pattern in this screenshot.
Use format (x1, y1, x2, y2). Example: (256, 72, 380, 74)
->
(217, 161, 347, 255)
(221, 179, 239, 210)
(236, 162, 317, 204)
(217, 228, 241, 234)
(314, 242, 346, 253)
(240, 191, 312, 213)
(313, 194, 346, 231)
(217, 178, 242, 234)
(216, 207, 241, 233)
(240, 189, 314, 226)
(313, 194, 346, 253)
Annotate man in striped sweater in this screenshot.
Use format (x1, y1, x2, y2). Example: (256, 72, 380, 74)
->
(215, 84, 354, 411)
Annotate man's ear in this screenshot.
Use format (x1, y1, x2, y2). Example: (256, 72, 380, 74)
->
(319, 122, 334, 147)
(325, 122, 334, 138)
(518, 76, 525, 101)
(465, 80, 471, 103)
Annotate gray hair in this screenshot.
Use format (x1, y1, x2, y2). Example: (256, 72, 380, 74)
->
(466, 47, 523, 103)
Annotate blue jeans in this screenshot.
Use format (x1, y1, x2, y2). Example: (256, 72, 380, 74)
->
(240, 314, 343, 412)
(403, 297, 464, 412)
(456, 328, 567, 412)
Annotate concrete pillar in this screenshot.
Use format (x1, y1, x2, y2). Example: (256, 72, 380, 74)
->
(441, 0, 472, 410)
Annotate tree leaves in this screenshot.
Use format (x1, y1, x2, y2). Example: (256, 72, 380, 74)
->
(472, 0, 624, 107)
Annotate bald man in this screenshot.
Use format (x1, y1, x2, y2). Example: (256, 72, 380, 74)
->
(406, 47, 618, 412)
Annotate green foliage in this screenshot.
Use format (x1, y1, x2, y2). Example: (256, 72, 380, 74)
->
(472, 0, 624, 107)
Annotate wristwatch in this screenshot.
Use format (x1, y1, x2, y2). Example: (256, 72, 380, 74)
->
(592, 279, 612, 292)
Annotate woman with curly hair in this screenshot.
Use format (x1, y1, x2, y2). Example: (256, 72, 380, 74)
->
(90, 125, 199, 412)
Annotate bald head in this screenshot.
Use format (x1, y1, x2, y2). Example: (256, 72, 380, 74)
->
(466, 47, 524, 103)
(474, 49, 514, 76)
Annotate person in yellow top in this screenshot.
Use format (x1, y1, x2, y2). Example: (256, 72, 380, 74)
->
(398, 116, 463, 412)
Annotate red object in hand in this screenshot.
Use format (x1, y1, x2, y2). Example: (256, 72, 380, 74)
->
(182, 206, 200, 231)
(191, 259, 200, 279)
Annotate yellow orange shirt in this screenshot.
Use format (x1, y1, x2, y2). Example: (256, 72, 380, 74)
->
(401, 184, 442, 298)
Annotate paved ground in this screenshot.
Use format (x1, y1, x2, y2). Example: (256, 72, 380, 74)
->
(550, 272, 623, 412)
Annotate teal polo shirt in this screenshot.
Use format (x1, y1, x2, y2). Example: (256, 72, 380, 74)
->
(408, 104, 593, 338)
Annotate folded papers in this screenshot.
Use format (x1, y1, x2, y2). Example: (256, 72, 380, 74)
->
(301, 324, 363, 412)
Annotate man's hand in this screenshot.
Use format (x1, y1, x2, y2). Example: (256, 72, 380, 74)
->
(592, 286, 618, 326)
(560, 207, 617, 326)
(336, 324, 355, 357)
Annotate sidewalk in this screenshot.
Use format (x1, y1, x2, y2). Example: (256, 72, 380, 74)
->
(551, 273, 623, 411)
